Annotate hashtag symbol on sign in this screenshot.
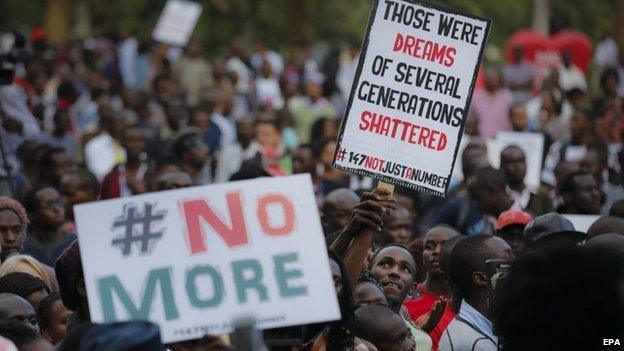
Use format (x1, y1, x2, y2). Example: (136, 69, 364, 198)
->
(336, 148, 346, 162)
(111, 203, 166, 256)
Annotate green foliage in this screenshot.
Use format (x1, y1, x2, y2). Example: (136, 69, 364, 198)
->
(2, 0, 620, 55)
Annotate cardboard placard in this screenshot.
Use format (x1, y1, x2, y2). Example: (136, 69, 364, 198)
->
(563, 214, 600, 233)
(74, 175, 340, 343)
(333, 0, 490, 197)
(152, 0, 202, 47)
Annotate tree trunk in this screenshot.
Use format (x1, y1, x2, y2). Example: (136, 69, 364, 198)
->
(532, 0, 550, 35)
(44, 0, 72, 45)
(289, 0, 306, 43)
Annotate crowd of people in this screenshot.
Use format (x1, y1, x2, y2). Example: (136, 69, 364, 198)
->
(0, 24, 622, 350)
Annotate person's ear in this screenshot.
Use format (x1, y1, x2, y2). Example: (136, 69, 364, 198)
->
(472, 271, 488, 288)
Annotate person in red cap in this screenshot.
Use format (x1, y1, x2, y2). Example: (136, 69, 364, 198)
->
(495, 209, 533, 257)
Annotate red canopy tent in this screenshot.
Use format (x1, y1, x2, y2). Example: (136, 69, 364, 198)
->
(506, 29, 593, 72)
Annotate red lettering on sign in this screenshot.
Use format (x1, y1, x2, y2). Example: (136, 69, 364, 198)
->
(181, 191, 248, 254)
(257, 194, 295, 236)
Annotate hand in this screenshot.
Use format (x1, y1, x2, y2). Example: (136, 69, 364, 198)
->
(415, 297, 447, 333)
(126, 172, 147, 194)
(342, 188, 396, 237)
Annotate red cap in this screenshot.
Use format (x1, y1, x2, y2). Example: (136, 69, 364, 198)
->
(29, 26, 46, 42)
(496, 209, 534, 230)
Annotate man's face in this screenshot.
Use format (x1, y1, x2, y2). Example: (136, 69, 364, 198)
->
(237, 120, 255, 145)
(380, 208, 412, 246)
(27, 290, 49, 314)
(255, 123, 281, 149)
(570, 113, 588, 138)
(501, 148, 527, 186)
(186, 138, 209, 169)
(33, 188, 66, 230)
(485, 71, 501, 91)
(122, 128, 146, 159)
(51, 152, 72, 186)
(191, 112, 211, 134)
(305, 82, 323, 100)
(43, 299, 73, 344)
(581, 150, 606, 179)
(486, 237, 515, 261)
(468, 183, 500, 216)
(0, 210, 25, 260)
(322, 196, 356, 234)
(423, 227, 457, 277)
(510, 106, 528, 131)
(0, 296, 39, 333)
(571, 174, 602, 214)
(353, 282, 388, 307)
(330, 259, 343, 297)
(320, 141, 336, 166)
(292, 148, 314, 174)
(497, 225, 526, 257)
(59, 175, 95, 219)
(372, 247, 416, 305)
(376, 316, 415, 351)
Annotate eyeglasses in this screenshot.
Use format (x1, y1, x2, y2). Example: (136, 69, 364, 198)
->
(40, 199, 65, 210)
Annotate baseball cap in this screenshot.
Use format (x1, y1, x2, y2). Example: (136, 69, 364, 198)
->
(523, 212, 587, 247)
(496, 209, 534, 231)
(79, 321, 164, 351)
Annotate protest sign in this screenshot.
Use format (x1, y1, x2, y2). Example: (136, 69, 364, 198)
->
(450, 132, 543, 191)
(563, 215, 600, 233)
(333, 0, 490, 197)
(152, 0, 202, 47)
(74, 175, 340, 343)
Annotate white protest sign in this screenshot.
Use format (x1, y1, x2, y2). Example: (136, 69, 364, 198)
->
(491, 132, 544, 191)
(333, 0, 490, 197)
(563, 215, 600, 233)
(74, 175, 340, 343)
(152, 0, 202, 47)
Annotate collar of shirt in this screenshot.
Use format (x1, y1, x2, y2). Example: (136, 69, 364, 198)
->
(458, 300, 498, 344)
(507, 186, 532, 209)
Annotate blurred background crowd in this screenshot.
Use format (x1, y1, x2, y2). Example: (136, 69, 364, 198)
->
(0, 0, 622, 350)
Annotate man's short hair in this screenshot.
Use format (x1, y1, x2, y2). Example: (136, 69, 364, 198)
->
(468, 166, 507, 192)
(63, 169, 99, 196)
(500, 144, 524, 162)
(559, 170, 592, 195)
(369, 243, 417, 279)
(23, 186, 52, 214)
(448, 234, 494, 299)
(354, 304, 402, 345)
(171, 129, 203, 157)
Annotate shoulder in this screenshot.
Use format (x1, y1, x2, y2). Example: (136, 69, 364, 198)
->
(440, 318, 492, 351)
